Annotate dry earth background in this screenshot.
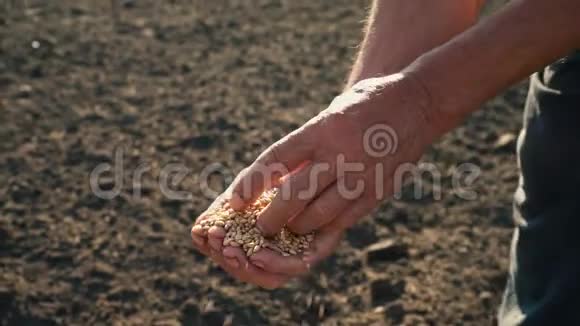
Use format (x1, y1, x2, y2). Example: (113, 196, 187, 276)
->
(0, 0, 526, 325)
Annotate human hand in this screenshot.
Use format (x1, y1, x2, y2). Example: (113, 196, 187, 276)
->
(192, 72, 440, 287)
(191, 187, 344, 289)
(229, 73, 438, 238)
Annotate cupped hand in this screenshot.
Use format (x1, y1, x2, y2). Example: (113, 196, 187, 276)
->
(191, 191, 344, 289)
(229, 73, 437, 237)
(191, 168, 368, 289)
(191, 72, 439, 288)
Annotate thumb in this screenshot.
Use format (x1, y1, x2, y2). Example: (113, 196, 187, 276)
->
(229, 128, 314, 210)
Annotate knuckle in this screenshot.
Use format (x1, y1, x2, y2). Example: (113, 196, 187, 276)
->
(268, 143, 283, 164)
(311, 199, 333, 219)
(258, 141, 284, 167)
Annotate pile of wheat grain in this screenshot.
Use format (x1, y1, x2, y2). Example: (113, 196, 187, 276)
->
(199, 189, 314, 257)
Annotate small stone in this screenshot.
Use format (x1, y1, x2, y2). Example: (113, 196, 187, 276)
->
(384, 303, 405, 324)
(493, 133, 517, 152)
(201, 309, 224, 326)
(365, 240, 409, 265)
(16, 84, 32, 98)
(179, 299, 200, 325)
(370, 279, 405, 306)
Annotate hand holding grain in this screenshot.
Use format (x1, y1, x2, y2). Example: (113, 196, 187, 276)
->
(192, 73, 437, 288)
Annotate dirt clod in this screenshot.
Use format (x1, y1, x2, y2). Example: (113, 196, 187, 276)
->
(365, 240, 409, 265)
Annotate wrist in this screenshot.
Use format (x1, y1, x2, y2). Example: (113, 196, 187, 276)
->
(400, 65, 462, 143)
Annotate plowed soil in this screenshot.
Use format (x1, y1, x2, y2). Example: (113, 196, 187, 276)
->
(0, 1, 524, 325)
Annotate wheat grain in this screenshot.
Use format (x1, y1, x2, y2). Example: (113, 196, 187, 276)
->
(200, 189, 314, 257)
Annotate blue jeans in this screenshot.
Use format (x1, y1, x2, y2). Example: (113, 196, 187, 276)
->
(499, 51, 580, 325)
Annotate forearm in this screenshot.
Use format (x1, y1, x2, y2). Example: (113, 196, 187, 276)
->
(347, 0, 485, 88)
(407, 0, 580, 136)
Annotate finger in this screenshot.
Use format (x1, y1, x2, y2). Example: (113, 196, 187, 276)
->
(191, 226, 210, 255)
(222, 246, 246, 262)
(250, 218, 346, 275)
(257, 162, 336, 236)
(303, 196, 378, 266)
(222, 245, 250, 266)
(330, 173, 388, 232)
(215, 245, 243, 270)
(287, 181, 352, 235)
(194, 193, 229, 224)
(302, 227, 344, 267)
(209, 249, 245, 282)
(230, 128, 315, 210)
(222, 245, 253, 272)
(191, 233, 208, 250)
(207, 226, 226, 252)
(248, 248, 309, 276)
(191, 224, 207, 237)
(320, 161, 394, 233)
(192, 237, 210, 255)
(191, 224, 208, 246)
(221, 247, 290, 289)
(191, 212, 212, 237)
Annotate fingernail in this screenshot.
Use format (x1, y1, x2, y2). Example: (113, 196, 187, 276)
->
(225, 258, 239, 268)
(251, 259, 265, 269)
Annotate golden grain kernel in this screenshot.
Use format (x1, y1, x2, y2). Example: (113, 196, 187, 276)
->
(198, 189, 314, 257)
